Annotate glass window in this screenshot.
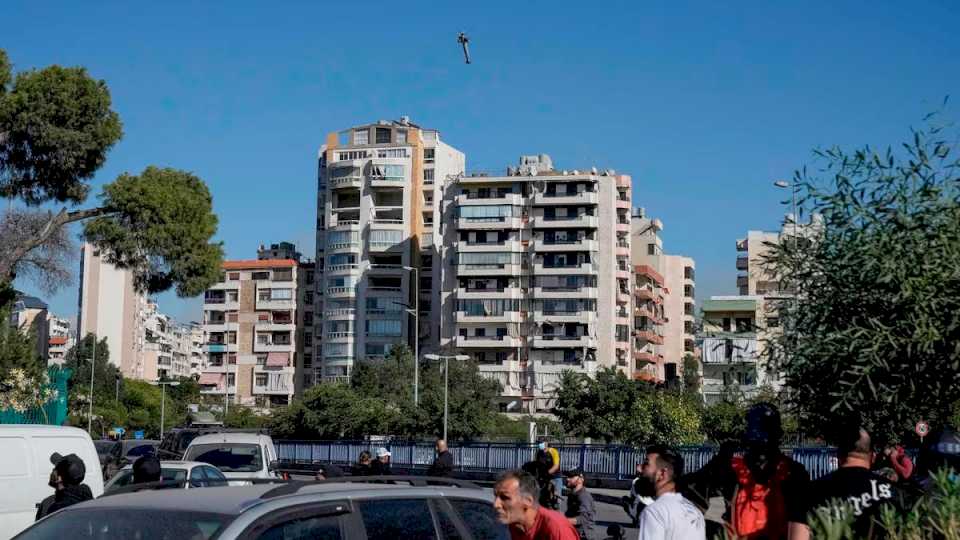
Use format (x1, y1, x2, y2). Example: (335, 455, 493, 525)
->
(449, 500, 509, 540)
(190, 466, 207, 488)
(366, 319, 403, 336)
(458, 205, 517, 219)
(183, 443, 262, 473)
(16, 509, 230, 540)
(353, 129, 368, 145)
(370, 229, 403, 245)
(252, 271, 270, 280)
(259, 514, 343, 540)
(202, 466, 227, 486)
(359, 499, 437, 540)
(396, 129, 407, 143)
(375, 127, 392, 144)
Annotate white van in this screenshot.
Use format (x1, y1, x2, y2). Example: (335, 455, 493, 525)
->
(0, 425, 104, 538)
(183, 432, 280, 485)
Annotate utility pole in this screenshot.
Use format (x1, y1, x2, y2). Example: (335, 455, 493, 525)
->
(88, 334, 96, 434)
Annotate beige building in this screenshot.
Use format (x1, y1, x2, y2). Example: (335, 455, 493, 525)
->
(441, 154, 633, 414)
(9, 293, 49, 361)
(311, 118, 465, 388)
(47, 336, 70, 365)
(199, 258, 301, 409)
(630, 211, 697, 383)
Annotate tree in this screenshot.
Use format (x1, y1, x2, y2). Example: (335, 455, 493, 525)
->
(682, 353, 701, 395)
(0, 304, 57, 413)
(0, 49, 222, 308)
(766, 114, 960, 443)
(63, 333, 115, 398)
(269, 383, 397, 439)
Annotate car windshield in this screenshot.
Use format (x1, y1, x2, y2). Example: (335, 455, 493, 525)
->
(184, 443, 263, 472)
(94, 441, 113, 454)
(106, 468, 189, 492)
(126, 444, 158, 457)
(15, 508, 231, 540)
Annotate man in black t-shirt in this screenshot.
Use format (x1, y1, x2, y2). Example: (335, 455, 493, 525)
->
(788, 421, 902, 539)
(563, 468, 597, 540)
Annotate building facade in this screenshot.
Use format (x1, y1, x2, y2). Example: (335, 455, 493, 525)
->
(48, 336, 69, 365)
(311, 118, 464, 387)
(9, 293, 49, 361)
(440, 155, 633, 414)
(199, 258, 300, 409)
(630, 211, 697, 384)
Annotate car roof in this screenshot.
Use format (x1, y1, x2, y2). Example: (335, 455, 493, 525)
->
(66, 482, 492, 515)
(118, 461, 212, 471)
(189, 432, 271, 445)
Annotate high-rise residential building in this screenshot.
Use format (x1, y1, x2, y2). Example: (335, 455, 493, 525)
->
(9, 292, 49, 361)
(77, 242, 149, 376)
(47, 314, 72, 339)
(440, 154, 633, 414)
(48, 336, 70, 365)
(168, 321, 200, 380)
(312, 118, 464, 386)
(630, 211, 697, 383)
(735, 216, 820, 297)
(199, 257, 301, 409)
(187, 323, 204, 377)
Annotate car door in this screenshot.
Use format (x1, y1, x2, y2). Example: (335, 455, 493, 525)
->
(356, 498, 442, 540)
(238, 502, 350, 540)
(443, 498, 510, 540)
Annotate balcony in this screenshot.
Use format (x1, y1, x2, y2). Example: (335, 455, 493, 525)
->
(253, 341, 294, 353)
(532, 191, 598, 206)
(533, 262, 596, 275)
(202, 321, 238, 334)
(200, 385, 236, 395)
(455, 311, 523, 324)
(202, 343, 237, 353)
(325, 263, 360, 275)
(456, 240, 523, 253)
(634, 350, 662, 365)
(329, 175, 363, 190)
(455, 335, 521, 348)
(368, 264, 404, 276)
(326, 286, 357, 298)
(616, 245, 630, 257)
(368, 286, 403, 296)
(328, 218, 361, 232)
(255, 321, 296, 332)
(533, 311, 596, 324)
(256, 297, 296, 310)
(634, 307, 665, 324)
(325, 331, 356, 342)
(736, 238, 748, 251)
(635, 265, 665, 286)
(456, 193, 523, 206)
(324, 308, 356, 319)
(533, 239, 598, 252)
(456, 286, 524, 299)
(736, 256, 749, 271)
(201, 364, 231, 374)
(617, 291, 631, 304)
(533, 286, 598, 299)
(457, 217, 524, 230)
(203, 299, 239, 312)
(370, 218, 404, 230)
(616, 198, 631, 209)
(634, 330, 664, 345)
(532, 335, 597, 349)
(737, 275, 749, 288)
(532, 215, 599, 229)
(457, 263, 522, 277)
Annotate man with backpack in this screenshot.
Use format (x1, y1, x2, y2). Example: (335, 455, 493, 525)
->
(682, 403, 810, 539)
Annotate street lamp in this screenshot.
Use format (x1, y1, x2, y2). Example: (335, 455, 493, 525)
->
(150, 380, 180, 439)
(423, 353, 470, 441)
(392, 265, 420, 406)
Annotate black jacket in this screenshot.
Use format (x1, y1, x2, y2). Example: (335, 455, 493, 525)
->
(370, 458, 392, 476)
(36, 484, 93, 520)
(427, 451, 454, 477)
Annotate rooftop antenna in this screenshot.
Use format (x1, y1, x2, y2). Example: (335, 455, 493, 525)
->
(457, 32, 471, 64)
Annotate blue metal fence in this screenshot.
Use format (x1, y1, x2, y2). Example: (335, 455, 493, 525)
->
(276, 441, 842, 480)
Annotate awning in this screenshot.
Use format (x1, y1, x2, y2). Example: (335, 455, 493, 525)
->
(198, 372, 224, 385)
(266, 352, 289, 367)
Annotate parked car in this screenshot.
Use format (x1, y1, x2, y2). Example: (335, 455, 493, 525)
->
(157, 427, 224, 460)
(15, 477, 509, 539)
(93, 440, 114, 467)
(0, 425, 105, 539)
(103, 461, 228, 493)
(183, 432, 280, 484)
(101, 439, 159, 479)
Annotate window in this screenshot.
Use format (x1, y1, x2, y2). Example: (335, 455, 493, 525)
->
(375, 127, 391, 144)
(305, 291, 314, 304)
(458, 205, 518, 219)
(304, 312, 314, 326)
(258, 512, 343, 540)
(227, 373, 236, 387)
(370, 229, 403, 246)
(449, 499, 509, 540)
(256, 354, 267, 365)
(396, 129, 407, 143)
(366, 319, 402, 336)
(256, 374, 268, 387)
(358, 499, 437, 540)
(377, 148, 409, 158)
(370, 163, 404, 178)
(227, 291, 238, 302)
(424, 148, 435, 162)
(252, 271, 270, 280)
(424, 168, 435, 181)
(338, 150, 368, 160)
(353, 129, 368, 145)
(767, 317, 780, 328)
(228, 272, 240, 280)
(735, 318, 753, 332)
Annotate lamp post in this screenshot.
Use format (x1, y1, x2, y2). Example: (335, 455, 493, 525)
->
(423, 354, 470, 441)
(150, 380, 180, 439)
(775, 179, 801, 444)
(88, 334, 97, 434)
(393, 264, 420, 406)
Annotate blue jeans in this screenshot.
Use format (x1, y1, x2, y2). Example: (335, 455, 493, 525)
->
(552, 475, 564, 498)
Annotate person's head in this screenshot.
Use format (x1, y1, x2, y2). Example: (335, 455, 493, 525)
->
(564, 468, 585, 490)
(639, 445, 683, 496)
(537, 439, 548, 451)
(358, 450, 371, 465)
(49, 453, 86, 489)
(376, 447, 391, 463)
(493, 470, 540, 527)
(743, 402, 784, 477)
(315, 464, 343, 481)
(829, 419, 872, 464)
(132, 454, 162, 484)
(436, 439, 448, 453)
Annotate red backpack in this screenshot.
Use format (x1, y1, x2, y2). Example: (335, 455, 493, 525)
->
(729, 455, 792, 539)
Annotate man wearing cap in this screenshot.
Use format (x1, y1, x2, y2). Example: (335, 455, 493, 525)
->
(132, 454, 162, 485)
(563, 468, 597, 540)
(36, 453, 94, 520)
(371, 447, 393, 475)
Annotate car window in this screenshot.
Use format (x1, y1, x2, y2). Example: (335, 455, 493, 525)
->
(126, 444, 157, 458)
(184, 443, 263, 472)
(110, 443, 121, 458)
(190, 466, 207, 488)
(434, 505, 462, 540)
(162, 468, 188, 483)
(449, 499, 509, 540)
(203, 466, 227, 486)
(105, 470, 134, 492)
(258, 515, 342, 540)
(17, 508, 231, 539)
(359, 499, 437, 540)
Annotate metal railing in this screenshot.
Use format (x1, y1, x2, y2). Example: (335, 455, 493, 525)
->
(275, 441, 844, 481)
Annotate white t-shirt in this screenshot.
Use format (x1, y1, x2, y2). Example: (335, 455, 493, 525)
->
(637, 492, 706, 540)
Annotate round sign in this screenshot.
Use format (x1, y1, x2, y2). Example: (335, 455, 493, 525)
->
(916, 421, 930, 437)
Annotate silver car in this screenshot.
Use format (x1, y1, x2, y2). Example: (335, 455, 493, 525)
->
(18, 477, 509, 539)
(103, 461, 228, 493)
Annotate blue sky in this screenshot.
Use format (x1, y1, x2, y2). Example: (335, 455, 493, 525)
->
(7, 1, 959, 324)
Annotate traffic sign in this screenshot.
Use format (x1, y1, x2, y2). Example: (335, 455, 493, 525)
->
(916, 421, 930, 438)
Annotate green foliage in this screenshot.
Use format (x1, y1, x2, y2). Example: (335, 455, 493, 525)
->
(682, 354, 701, 395)
(0, 52, 122, 205)
(84, 166, 224, 297)
(555, 367, 703, 446)
(223, 405, 270, 429)
(766, 116, 960, 443)
(0, 304, 57, 413)
(63, 333, 116, 397)
(269, 382, 397, 439)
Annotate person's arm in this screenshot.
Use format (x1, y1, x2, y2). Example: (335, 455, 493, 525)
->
(787, 522, 811, 540)
(679, 451, 731, 511)
(548, 450, 560, 475)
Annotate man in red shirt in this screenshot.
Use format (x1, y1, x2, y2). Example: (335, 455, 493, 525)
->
(493, 470, 580, 540)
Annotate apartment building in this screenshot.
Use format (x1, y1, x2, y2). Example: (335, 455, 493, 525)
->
(47, 314, 71, 339)
(199, 258, 300, 409)
(699, 295, 782, 404)
(9, 293, 50, 361)
(630, 211, 697, 383)
(312, 118, 464, 386)
(48, 336, 69, 365)
(440, 154, 633, 414)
